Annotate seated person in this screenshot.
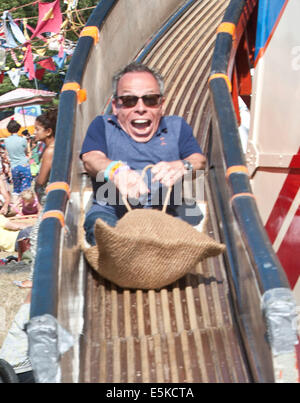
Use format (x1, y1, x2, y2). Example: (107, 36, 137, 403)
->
(0, 214, 32, 253)
(13, 189, 40, 216)
(80, 62, 206, 245)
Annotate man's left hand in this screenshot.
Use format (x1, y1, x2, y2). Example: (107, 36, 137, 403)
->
(151, 161, 185, 187)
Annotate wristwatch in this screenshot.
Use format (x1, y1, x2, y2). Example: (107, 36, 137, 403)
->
(182, 159, 193, 172)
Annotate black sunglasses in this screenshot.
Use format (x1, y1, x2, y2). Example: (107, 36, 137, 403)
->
(116, 94, 162, 108)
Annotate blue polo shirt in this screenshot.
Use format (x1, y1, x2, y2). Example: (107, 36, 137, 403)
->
(80, 114, 202, 217)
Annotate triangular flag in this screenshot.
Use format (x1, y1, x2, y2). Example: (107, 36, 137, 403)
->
(38, 57, 56, 71)
(2, 11, 26, 48)
(53, 52, 66, 69)
(22, 18, 31, 41)
(7, 68, 22, 87)
(35, 68, 46, 80)
(23, 44, 36, 80)
(25, 21, 47, 42)
(34, 47, 47, 57)
(58, 42, 64, 58)
(31, 0, 63, 39)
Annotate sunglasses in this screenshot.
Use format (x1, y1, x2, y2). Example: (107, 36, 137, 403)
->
(116, 94, 162, 108)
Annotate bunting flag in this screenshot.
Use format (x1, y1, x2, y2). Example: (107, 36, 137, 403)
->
(23, 44, 36, 80)
(58, 42, 64, 58)
(7, 68, 22, 87)
(38, 57, 56, 71)
(22, 18, 31, 41)
(2, 11, 27, 48)
(53, 52, 66, 69)
(10, 49, 21, 67)
(31, 0, 63, 39)
(0, 47, 6, 69)
(23, 19, 47, 42)
(35, 68, 45, 80)
(0, 1, 95, 87)
(34, 47, 47, 57)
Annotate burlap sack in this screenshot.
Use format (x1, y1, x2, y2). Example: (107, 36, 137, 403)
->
(84, 208, 225, 289)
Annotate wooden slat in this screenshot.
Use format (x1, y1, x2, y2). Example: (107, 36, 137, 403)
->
(148, 290, 164, 382)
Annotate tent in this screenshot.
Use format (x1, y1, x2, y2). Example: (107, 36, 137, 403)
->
(0, 88, 56, 109)
(0, 113, 36, 138)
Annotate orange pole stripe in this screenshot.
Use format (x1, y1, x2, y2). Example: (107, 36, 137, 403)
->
(46, 182, 70, 197)
(61, 82, 80, 92)
(209, 73, 232, 92)
(231, 192, 256, 203)
(61, 82, 87, 104)
(226, 165, 249, 179)
(42, 210, 65, 227)
(80, 26, 100, 45)
(217, 22, 236, 40)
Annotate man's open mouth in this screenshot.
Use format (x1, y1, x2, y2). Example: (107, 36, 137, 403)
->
(131, 119, 151, 130)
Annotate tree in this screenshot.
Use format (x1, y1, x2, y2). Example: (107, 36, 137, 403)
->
(0, 1, 99, 96)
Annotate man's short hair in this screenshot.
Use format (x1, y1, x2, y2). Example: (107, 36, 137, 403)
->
(112, 62, 164, 97)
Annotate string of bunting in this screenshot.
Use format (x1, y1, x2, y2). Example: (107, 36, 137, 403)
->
(0, 0, 97, 86)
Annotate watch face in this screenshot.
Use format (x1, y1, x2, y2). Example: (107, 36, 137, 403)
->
(183, 160, 193, 171)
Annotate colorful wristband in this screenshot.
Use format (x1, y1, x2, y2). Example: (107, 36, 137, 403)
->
(109, 162, 125, 180)
(104, 160, 120, 181)
(113, 164, 130, 178)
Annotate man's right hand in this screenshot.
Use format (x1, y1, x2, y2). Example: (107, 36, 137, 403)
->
(82, 151, 149, 199)
(113, 168, 149, 200)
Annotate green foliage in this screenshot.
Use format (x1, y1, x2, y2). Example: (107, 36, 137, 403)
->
(0, 0, 36, 19)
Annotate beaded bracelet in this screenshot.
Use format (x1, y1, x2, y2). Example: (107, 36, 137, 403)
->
(109, 161, 126, 180)
(112, 164, 130, 178)
(104, 161, 121, 181)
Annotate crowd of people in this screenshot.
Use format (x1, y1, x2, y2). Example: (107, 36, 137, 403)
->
(0, 109, 57, 256)
(0, 108, 57, 383)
